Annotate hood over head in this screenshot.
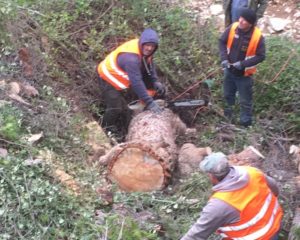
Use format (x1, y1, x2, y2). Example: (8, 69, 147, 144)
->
(139, 28, 159, 54)
(212, 166, 250, 192)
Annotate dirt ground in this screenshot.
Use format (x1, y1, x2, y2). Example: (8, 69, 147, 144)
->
(185, 0, 300, 41)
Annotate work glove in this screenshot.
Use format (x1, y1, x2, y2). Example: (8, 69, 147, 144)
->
(232, 61, 243, 70)
(221, 60, 229, 69)
(153, 82, 166, 97)
(145, 101, 163, 114)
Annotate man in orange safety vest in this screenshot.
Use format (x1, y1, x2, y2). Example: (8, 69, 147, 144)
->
(219, 8, 265, 127)
(181, 152, 283, 240)
(97, 28, 166, 140)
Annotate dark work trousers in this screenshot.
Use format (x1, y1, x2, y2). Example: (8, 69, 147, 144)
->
(223, 69, 253, 126)
(98, 77, 133, 139)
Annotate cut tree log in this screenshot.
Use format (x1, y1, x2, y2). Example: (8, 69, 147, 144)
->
(177, 145, 265, 175)
(178, 143, 212, 176)
(227, 146, 265, 168)
(102, 109, 188, 192)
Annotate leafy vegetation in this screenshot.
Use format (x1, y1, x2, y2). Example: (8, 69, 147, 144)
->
(255, 36, 300, 132)
(0, 0, 299, 239)
(0, 104, 23, 141)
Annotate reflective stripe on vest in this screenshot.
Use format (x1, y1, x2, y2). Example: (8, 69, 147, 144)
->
(97, 39, 141, 90)
(227, 22, 262, 76)
(212, 166, 283, 240)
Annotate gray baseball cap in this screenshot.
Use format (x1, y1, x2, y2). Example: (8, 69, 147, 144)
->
(199, 152, 230, 177)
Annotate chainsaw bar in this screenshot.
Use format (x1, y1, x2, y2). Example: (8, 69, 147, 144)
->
(168, 99, 207, 108)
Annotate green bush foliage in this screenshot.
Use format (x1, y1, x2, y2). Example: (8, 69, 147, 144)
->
(255, 36, 300, 132)
(0, 155, 99, 239)
(0, 104, 23, 141)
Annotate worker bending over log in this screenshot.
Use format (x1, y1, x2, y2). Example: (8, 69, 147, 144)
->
(181, 152, 283, 240)
(97, 28, 166, 140)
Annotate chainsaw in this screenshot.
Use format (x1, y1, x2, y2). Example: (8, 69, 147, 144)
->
(128, 98, 209, 112)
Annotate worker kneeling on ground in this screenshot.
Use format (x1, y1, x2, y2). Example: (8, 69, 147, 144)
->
(97, 28, 166, 139)
(181, 152, 283, 240)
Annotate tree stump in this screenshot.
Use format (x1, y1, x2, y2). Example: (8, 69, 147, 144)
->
(102, 109, 188, 192)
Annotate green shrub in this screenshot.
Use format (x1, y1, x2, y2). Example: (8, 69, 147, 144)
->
(0, 154, 107, 239)
(0, 104, 23, 141)
(255, 36, 300, 132)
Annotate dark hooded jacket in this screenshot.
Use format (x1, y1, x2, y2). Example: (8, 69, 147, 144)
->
(117, 28, 159, 105)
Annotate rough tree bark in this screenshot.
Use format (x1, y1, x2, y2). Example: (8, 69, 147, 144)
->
(100, 109, 188, 192)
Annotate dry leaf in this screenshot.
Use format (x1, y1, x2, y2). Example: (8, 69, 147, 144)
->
(27, 132, 43, 144)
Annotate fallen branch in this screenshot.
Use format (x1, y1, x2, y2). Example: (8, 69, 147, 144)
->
(171, 68, 221, 101)
(268, 50, 296, 84)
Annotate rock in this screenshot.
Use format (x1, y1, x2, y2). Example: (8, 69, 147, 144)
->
(267, 17, 291, 32)
(284, 7, 292, 14)
(0, 148, 8, 158)
(210, 4, 223, 16)
(294, 11, 300, 19)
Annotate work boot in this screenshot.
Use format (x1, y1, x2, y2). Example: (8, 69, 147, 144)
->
(240, 120, 252, 128)
(224, 108, 234, 124)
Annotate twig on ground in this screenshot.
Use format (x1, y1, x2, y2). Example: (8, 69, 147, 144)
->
(192, 106, 207, 124)
(117, 218, 125, 240)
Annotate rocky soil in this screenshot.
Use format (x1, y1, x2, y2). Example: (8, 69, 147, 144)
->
(185, 0, 300, 41)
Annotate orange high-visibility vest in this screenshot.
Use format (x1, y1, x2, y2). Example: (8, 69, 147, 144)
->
(97, 39, 154, 97)
(212, 166, 283, 240)
(227, 22, 262, 76)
